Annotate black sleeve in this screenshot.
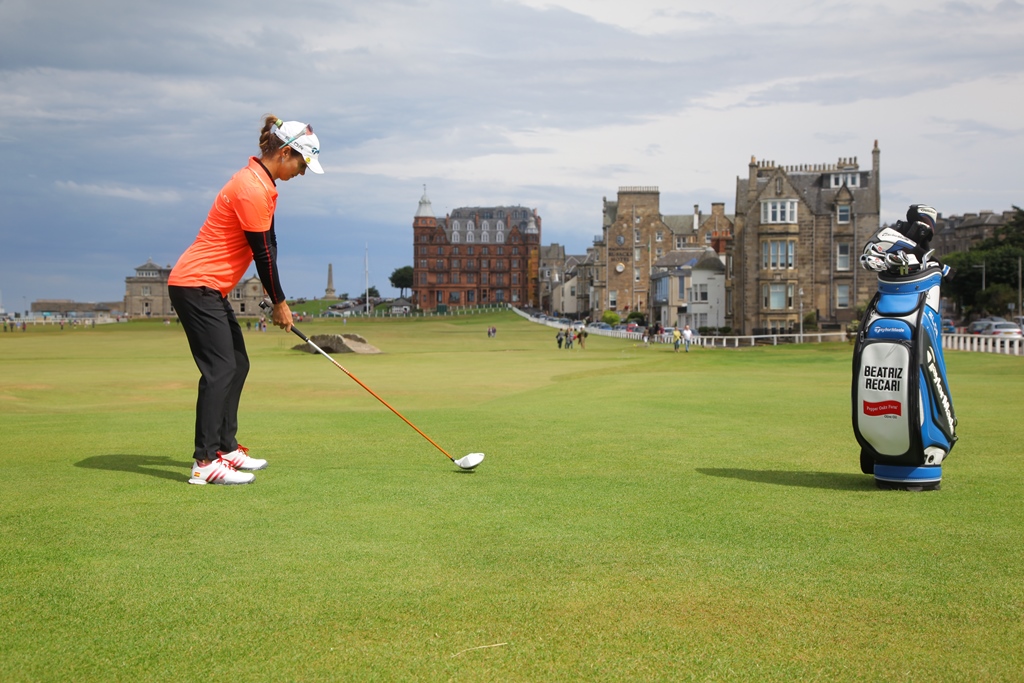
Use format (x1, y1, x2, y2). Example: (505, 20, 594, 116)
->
(245, 224, 286, 305)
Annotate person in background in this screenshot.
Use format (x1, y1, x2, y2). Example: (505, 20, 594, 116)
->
(168, 114, 323, 485)
(683, 324, 693, 352)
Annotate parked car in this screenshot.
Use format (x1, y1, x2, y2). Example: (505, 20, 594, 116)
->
(968, 318, 997, 334)
(941, 319, 956, 333)
(587, 321, 611, 330)
(979, 321, 1023, 338)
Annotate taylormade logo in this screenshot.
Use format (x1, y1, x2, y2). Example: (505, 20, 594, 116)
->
(926, 348, 955, 431)
(873, 325, 904, 335)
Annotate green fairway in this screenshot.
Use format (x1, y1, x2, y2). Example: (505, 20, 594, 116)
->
(2, 313, 1022, 681)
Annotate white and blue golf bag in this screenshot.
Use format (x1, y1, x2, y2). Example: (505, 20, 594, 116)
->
(852, 205, 957, 490)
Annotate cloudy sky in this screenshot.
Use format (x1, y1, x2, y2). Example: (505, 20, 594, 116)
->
(2, 0, 1022, 312)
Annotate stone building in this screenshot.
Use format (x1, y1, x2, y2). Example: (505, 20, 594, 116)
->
(931, 209, 1017, 258)
(124, 259, 175, 318)
(591, 188, 734, 323)
(123, 259, 265, 318)
(730, 143, 881, 335)
(411, 190, 542, 311)
(538, 243, 566, 312)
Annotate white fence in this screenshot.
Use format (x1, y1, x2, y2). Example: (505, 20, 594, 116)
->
(943, 333, 1024, 356)
(511, 308, 847, 346)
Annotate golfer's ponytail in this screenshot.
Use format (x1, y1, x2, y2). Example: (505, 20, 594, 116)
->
(258, 114, 284, 156)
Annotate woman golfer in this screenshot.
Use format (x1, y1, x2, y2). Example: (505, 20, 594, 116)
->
(168, 115, 323, 485)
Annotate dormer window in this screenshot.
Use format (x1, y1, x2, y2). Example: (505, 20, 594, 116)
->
(831, 173, 859, 188)
(837, 205, 851, 223)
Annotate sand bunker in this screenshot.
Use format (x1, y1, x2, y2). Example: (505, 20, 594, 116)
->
(293, 333, 381, 355)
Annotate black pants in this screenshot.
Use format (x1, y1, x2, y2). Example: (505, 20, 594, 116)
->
(169, 286, 249, 461)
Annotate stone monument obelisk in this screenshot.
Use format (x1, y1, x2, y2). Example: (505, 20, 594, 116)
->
(325, 263, 336, 299)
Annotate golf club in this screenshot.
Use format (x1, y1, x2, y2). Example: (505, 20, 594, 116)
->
(260, 302, 484, 470)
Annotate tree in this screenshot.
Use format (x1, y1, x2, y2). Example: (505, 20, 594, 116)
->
(366, 285, 380, 299)
(389, 266, 414, 297)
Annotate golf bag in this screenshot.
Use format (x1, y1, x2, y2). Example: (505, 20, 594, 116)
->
(853, 206, 957, 490)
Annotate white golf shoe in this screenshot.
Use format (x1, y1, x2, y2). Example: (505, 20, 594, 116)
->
(217, 444, 267, 471)
(188, 460, 255, 485)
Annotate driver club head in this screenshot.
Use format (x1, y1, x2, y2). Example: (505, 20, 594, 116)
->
(454, 452, 484, 470)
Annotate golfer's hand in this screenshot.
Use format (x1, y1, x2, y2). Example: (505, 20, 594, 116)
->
(272, 301, 293, 332)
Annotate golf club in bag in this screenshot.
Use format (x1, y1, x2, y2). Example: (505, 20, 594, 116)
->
(260, 302, 483, 470)
(853, 205, 956, 490)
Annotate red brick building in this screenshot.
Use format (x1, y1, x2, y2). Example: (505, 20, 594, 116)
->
(411, 189, 542, 311)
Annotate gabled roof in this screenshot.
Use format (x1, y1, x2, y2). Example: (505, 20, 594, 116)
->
(735, 160, 879, 217)
(693, 252, 725, 271)
(653, 247, 714, 269)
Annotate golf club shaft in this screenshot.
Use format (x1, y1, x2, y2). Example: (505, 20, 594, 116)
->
(287, 322, 457, 463)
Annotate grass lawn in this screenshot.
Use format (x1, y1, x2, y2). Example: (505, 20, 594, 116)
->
(1, 312, 1022, 681)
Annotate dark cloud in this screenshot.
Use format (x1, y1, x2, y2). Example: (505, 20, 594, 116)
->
(1, 0, 1022, 308)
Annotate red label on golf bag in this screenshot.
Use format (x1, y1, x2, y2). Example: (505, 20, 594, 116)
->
(863, 400, 902, 417)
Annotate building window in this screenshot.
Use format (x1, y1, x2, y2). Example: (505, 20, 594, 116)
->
(452, 221, 460, 231)
(837, 205, 851, 223)
(837, 284, 851, 308)
(634, 248, 641, 262)
(420, 274, 427, 284)
(419, 246, 426, 255)
(609, 290, 617, 309)
(452, 232, 460, 243)
(762, 240, 796, 270)
(655, 231, 663, 242)
(634, 229, 640, 244)
(675, 236, 684, 249)
(787, 283, 794, 309)
(761, 200, 798, 224)
(419, 260, 427, 268)
(141, 286, 151, 296)
(481, 220, 489, 230)
(467, 247, 474, 256)
(497, 231, 505, 243)
(837, 243, 851, 271)
(678, 277, 686, 299)
(452, 273, 460, 284)
(467, 232, 475, 243)
(512, 260, 519, 268)
(698, 284, 708, 301)
(763, 283, 786, 310)
(467, 290, 476, 303)
(481, 231, 489, 243)
(437, 247, 443, 255)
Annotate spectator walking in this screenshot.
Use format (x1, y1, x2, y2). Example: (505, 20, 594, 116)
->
(683, 324, 693, 352)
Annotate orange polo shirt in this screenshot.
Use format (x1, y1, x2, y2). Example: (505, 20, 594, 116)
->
(169, 157, 278, 296)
